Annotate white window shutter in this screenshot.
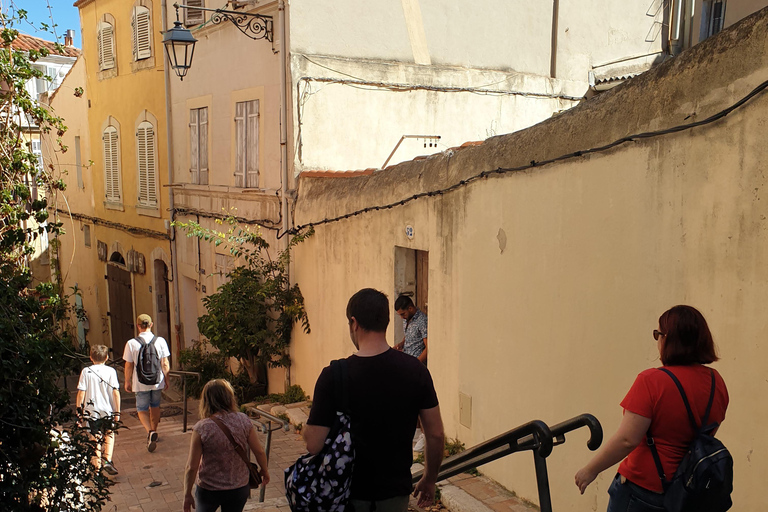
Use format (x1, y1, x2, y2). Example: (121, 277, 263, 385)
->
(103, 127, 120, 202)
(99, 23, 115, 70)
(133, 7, 151, 61)
(246, 100, 259, 188)
(110, 130, 120, 200)
(137, 121, 157, 206)
(189, 109, 199, 184)
(199, 107, 209, 185)
(185, 0, 205, 25)
(234, 102, 246, 188)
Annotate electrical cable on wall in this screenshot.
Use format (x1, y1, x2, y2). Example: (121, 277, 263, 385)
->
(54, 209, 170, 240)
(280, 77, 768, 239)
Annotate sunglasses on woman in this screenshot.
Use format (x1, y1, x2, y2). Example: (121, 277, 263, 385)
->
(653, 329, 665, 340)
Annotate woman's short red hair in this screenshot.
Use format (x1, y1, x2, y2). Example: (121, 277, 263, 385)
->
(659, 305, 719, 366)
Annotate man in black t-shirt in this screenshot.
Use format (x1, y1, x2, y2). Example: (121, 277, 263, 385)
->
(303, 288, 444, 512)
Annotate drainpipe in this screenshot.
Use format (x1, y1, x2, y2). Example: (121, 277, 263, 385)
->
(162, 0, 183, 363)
(550, 0, 559, 78)
(278, 0, 291, 388)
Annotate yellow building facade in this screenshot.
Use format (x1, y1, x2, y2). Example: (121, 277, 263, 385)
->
(53, 0, 176, 362)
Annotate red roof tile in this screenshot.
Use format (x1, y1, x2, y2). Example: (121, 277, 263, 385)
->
(10, 33, 80, 58)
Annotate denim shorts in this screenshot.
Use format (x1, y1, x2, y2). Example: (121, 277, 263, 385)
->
(607, 473, 665, 512)
(135, 389, 162, 411)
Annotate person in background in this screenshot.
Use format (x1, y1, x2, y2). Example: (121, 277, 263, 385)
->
(183, 379, 270, 512)
(394, 294, 430, 452)
(123, 313, 170, 452)
(76, 344, 121, 475)
(394, 294, 428, 364)
(575, 305, 728, 512)
(304, 288, 444, 511)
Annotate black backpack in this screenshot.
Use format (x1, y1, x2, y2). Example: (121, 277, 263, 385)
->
(648, 368, 733, 512)
(284, 359, 354, 512)
(135, 335, 162, 385)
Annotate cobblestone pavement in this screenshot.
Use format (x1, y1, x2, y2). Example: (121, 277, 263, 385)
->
(104, 399, 304, 512)
(100, 399, 522, 512)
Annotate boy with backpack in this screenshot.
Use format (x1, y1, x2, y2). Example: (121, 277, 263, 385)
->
(76, 344, 121, 475)
(123, 314, 171, 452)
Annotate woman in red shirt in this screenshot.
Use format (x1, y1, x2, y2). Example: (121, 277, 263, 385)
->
(575, 305, 728, 511)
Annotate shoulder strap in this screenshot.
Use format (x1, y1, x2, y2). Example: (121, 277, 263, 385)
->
(135, 337, 145, 345)
(150, 334, 158, 345)
(648, 367, 718, 488)
(331, 359, 350, 414)
(210, 415, 251, 468)
(659, 367, 716, 431)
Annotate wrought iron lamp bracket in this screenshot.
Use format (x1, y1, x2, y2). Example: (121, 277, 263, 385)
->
(174, 3, 274, 42)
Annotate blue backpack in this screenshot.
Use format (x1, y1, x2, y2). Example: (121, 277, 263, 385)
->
(285, 359, 354, 512)
(648, 368, 733, 512)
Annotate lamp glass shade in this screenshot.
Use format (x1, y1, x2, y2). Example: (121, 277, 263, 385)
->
(163, 21, 197, 80)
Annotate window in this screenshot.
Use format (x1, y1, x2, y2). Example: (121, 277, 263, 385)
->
(83, 224, 92, 248)
(102, 125, 121, 203)
(136, 121, 157, 207)
(97, 21, 116, 70)
(708, 0, 726, 37)
(33, 64, 49, 96)
(189, 107, 209, 185)
(185, 0, 205, 25)
(75, 136, 83, 189)
(132, 5, 152, 61)
(31, 139, 44, 173)
(701, 0, 727, 40)
(234, 100, 259, 188)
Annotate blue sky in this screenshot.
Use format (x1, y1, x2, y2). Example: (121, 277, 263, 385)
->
(13, 0, 83, 48)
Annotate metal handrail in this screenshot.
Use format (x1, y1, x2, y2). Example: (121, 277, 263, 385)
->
(167, 370, 202, 432)
(246, 406, 291, 502)
(411, 414, 602, 512)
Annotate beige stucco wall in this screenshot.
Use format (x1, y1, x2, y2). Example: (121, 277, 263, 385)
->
(166, 3, 290, 369)
(289, 0, 666, 172)
(50, 0, 177, 359)
(290, 8, 768, 511)
(43, 57, 105, 346)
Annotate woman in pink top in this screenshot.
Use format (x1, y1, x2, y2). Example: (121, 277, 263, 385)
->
(183, 380, 270, 512)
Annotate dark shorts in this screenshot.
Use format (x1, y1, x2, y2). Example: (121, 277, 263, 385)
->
(607, 474, 665, 512)
(195, 484, 250, 512)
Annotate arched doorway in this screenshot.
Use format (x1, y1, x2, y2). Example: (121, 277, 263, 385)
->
(153, 259, 171, 356)
(107, 252, 134, 360)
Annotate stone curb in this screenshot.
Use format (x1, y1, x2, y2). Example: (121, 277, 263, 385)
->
(438, 483, 495, 512)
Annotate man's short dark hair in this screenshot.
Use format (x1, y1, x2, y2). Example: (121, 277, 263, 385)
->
(347, 288, 390, 332)
(394, 294, 414, 311)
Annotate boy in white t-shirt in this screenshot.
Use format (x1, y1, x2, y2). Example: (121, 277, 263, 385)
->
(76, 344, 121, 475)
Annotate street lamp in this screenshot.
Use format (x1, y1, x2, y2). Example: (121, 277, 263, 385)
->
(162, 10, 197, 80)
(163, 3, 273, 81)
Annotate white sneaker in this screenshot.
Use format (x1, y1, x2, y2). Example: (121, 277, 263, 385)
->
(413, 433, 426, 452)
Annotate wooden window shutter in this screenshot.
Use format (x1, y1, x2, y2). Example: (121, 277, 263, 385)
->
(99, 23, 116, 70)
(199, 107, 209, 185)
(185, 0, 205, 25)
(234, 101, 246, 188)
(137, 121, 157, 206)
(189, 108, 199, 184)
(103, 126, 120, 202)
(132, 6, 152, 61)
(246, 100, 259, 188)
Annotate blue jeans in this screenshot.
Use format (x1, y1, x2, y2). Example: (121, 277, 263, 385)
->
(195, 484, 250, 512)
(135, 389, 162, 411)
(607, 474, 665, 512)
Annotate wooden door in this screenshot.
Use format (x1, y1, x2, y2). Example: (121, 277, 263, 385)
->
(107, 263, 134, 360)
(416, 250, 429, 315)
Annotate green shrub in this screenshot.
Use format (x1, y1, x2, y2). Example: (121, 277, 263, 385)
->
(179, 341, 230, 398)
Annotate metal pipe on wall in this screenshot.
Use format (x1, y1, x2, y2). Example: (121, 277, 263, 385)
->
(161, 0, 183, 360)
(550, 0, 559, 78)
(278, 0, 291, 388)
